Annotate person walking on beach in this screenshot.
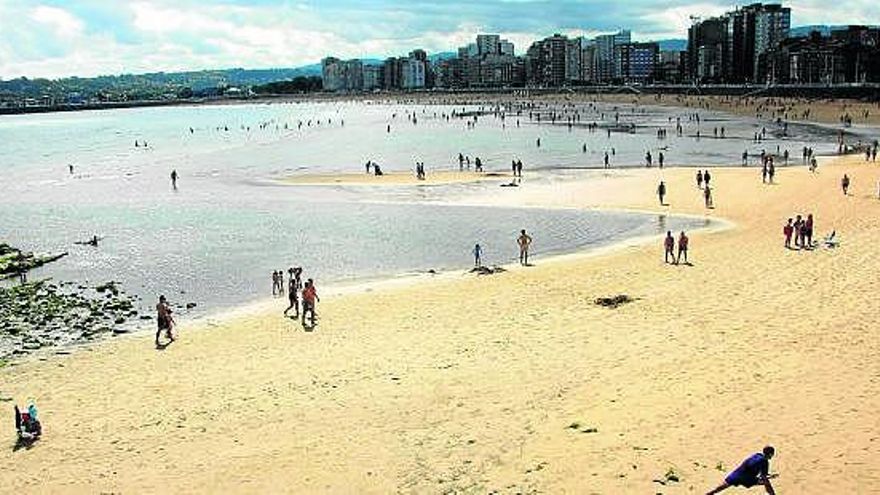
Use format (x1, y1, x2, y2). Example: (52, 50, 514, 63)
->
(696, 170, 704, 189)
(272, 271, 281, 296)
(283, 277, 299, 318)
(706, 446, 777, 495)
(659, 151, 664, 169)
(155, 295, 175, 346)
(301, 280, 319, 327)
(473, 243, 482, 268)
(842, 174, 851, 195)
(704, 186, 713, 208)
(604, 151, 609, 169)
(768, 162, 775, 183)
(517, 229, 532, 266)
(657, 181, 667, 205)
(171, 169, 178, 190)
(783, 218, 794, 249)
(664, 231, 675, 263)
(703, 170, 712, 188)
(761, 163, 768, 183)
(676, 231, 689, 264)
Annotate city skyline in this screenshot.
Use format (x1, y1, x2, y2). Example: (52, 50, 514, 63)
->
(2, 0, 879, 80)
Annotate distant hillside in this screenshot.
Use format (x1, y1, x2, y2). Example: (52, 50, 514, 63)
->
(0, 66, 323, 100)
(789, 24, 880, 38)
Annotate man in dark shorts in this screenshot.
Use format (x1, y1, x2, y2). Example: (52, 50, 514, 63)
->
(155, 295, 174, 346)
(707, 446, 777, 494)
(284, 276, 299, 318)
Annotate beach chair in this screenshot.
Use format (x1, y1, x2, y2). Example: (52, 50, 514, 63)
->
(823, 231, 839, 248)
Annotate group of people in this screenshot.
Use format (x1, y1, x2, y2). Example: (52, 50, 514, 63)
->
(278, 267, 320, 327)
(365, 161, 384, 176)
(761, 160, 776, 184)
(663, 231, 690, 265)
(414, 162, 427, 180)
(783, 214, 815, 250)
(511, 159, 524, 177)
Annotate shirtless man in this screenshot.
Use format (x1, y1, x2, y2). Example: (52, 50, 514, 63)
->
(155, 295, 174, 346)
(517, 229, 533, 266)
(676, 231, 689, 264)
(301, 280, 320, 327)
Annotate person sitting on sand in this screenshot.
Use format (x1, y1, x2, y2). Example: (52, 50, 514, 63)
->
(676, 231, 689, 264)
(517, 229, 532, 266)
(706, 446, 777, 495)
(155, 295, 174, 346)
(664, 231, 675, 263)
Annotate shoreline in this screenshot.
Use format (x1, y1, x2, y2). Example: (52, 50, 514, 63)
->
(4, 148, 880, 491)
(2, 179, 722, 367)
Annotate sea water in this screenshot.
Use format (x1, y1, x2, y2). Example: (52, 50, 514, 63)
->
(0, 100, 842, 318)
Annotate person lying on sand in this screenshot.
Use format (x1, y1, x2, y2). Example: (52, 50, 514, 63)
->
(707, 446, 777, 495)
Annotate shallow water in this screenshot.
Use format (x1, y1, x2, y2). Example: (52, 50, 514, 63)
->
(0, 100, 839, 319)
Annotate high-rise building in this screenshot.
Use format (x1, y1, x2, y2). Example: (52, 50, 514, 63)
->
(499, 40, 515, 56)
(615, 42, 659, 83)
(688, 16, 730, 82)
(321, 57, 363, 91)
(689, 3, 790, 83)
(594, 30, 631, 82)
(477, 34, 501, 55)
(580, 40, 598, 83)
(525, 33, 569, 86)
(362, 65, 382, 90)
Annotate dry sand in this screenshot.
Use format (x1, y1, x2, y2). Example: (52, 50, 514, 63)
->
(282, 170, 509, 186)
(3, 155, 880, 493)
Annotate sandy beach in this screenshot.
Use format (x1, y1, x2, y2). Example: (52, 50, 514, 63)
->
(282, 170, 509, 186)
(3, 153, 880, 493)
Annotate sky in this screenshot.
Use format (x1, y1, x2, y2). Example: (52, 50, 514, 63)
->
(0, 0, 878, 80)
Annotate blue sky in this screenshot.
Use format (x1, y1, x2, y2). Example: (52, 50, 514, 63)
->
(0, 0, 877, 79)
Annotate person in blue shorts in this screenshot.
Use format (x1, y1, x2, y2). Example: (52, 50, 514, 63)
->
(707, 446, 776, 494)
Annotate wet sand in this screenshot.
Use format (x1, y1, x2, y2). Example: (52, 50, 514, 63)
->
(282, 170, 509, 186)
(2, 155, 880, 493)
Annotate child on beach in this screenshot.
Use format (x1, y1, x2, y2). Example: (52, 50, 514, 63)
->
(706, 446, 777, 495)
(783, 219, 793, 249)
